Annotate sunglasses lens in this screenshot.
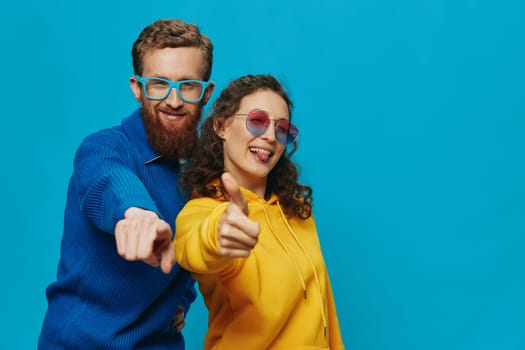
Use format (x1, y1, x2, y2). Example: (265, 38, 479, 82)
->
(287, 123, 299, 144)
(275, 121, 299, 145)
(246, 111, 270, 136)
(275, 120, 291, 145)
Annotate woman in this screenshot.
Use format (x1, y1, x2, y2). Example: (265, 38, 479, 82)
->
(174, 74, 345, 349)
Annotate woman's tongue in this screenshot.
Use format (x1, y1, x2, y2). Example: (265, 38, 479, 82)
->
(251, 148, 270, 162)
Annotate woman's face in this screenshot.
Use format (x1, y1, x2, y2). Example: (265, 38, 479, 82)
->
(219, 89, 289, 197)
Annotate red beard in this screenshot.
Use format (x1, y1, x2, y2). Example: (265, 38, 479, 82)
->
(141, 107, 200, 159)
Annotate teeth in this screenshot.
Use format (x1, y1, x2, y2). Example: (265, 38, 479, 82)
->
(249, 147, 271, 155)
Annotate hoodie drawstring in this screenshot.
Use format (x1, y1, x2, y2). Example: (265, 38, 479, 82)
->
(259, 199, 308, 298)
(259, 198, 328, 337)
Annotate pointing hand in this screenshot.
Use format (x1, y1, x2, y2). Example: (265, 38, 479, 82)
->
(115, 207, 176, 274)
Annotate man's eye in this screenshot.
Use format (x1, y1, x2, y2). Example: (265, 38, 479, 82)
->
(149, 80, 168, 87)
(180, 82, 199, 90)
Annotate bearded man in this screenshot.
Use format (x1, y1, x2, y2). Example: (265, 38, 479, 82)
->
(39, 19, 214, 350)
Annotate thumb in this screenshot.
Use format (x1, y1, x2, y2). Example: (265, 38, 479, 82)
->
(221, 172, 248, 214)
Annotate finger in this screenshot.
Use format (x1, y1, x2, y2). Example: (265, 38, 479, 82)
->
(221, 172, 248, 214)
(221, 209, 260, 240)
(218, 225, 259, 250)
(136, 218, 169, 259)
(136, 235, 160, 268)
(172, 309, 186, 333)
(160, 246, 176, 274)
(218, 247, 252, 258)
(219, 238, 257, 251)
(124, 221, 141, 260)
(154, 220, 175, 273)
(138, 223, 161, 266)
(172, 309, 184, 328)
(115, 220, 127, 257)
(157, 238, 176, 274)
(175, 319, 186, 333)
(142, 254, 161, 268)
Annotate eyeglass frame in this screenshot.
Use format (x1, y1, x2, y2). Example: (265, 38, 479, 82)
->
(135, 75, 211, 103)
(232, 109, 299, 145)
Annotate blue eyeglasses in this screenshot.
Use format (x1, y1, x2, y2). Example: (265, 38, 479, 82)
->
(135, 75, 210, 102)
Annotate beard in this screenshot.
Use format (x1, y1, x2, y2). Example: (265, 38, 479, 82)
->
(141, 105, 201, 159)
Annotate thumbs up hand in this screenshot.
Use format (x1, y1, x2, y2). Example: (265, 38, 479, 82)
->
(217, 172, 260, 258)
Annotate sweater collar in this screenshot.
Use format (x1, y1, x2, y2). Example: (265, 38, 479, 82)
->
(122, 108, 163, 165)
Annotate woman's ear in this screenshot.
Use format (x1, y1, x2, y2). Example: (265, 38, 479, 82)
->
(213, 119, 225, 140)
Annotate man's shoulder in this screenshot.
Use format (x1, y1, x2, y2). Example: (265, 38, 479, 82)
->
(83, 124, 124, 141)
(74, 126, 127, 158)
(79, 110, 140, 148)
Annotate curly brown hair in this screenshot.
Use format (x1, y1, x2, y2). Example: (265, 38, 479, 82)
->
(131, 19, 213, 80)
(181, 74, 313, 219)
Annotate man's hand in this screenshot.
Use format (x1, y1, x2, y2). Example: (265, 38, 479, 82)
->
(217, 172, 260, 258)
(115, 207, 176, 273)
(172, 307, 186, 333)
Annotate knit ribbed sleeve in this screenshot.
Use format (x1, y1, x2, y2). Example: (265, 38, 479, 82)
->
(73, 130, 159, 233)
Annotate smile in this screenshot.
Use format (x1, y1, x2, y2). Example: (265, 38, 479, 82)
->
(249, 146, 273, 162)
(159, 109, 185, 121)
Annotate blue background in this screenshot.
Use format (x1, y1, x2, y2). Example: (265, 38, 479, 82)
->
(1, 0, 524, 349)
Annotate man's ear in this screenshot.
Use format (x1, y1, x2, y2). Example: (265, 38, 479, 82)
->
(129, 76, 142, 103)
(201, 81, 215, 106)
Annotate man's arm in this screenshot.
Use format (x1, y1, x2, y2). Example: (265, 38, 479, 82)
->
(74, 132, 175, 272)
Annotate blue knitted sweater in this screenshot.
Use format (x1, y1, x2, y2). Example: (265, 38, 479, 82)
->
(39, 109, 196, 349)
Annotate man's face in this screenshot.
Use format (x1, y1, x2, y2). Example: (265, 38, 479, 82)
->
(130, 47, 214, 159)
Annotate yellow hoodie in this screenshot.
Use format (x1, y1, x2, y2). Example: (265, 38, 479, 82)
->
(174, 187, 345, 350)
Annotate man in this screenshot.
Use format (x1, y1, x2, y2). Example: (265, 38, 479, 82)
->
(39, 19, 214, 349)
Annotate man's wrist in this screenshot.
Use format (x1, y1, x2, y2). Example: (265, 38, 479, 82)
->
(124, 207, 159, 219)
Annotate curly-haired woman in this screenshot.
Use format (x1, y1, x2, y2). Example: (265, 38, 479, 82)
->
(174, 74, 345, 349)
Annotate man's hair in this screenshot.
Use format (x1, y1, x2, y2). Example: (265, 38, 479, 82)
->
(132, 19, 213, 80)
(181, 74, 313, 219)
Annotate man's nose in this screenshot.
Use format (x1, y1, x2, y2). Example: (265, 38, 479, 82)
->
(164, 87, 184, 108)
